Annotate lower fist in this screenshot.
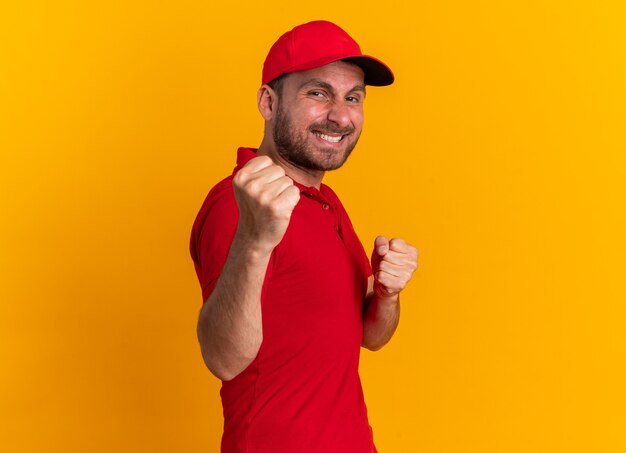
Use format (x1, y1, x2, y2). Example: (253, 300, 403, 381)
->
(233, 156, 301, 250)
(371, 236, 418, 298)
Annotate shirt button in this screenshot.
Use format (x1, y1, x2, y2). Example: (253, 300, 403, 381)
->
(322, 203, 330, 210)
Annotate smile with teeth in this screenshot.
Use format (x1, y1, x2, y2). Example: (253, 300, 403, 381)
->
(313, 131, 344, 143)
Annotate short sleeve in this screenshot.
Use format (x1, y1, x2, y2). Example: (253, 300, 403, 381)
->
(190, 179, 240, 303)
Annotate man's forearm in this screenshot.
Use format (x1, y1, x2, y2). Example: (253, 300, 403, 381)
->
(362, 235, 417, 350)
(362, 292, 400, 351)
(197, 232, 272, 381)
(197, 155, 300, 381)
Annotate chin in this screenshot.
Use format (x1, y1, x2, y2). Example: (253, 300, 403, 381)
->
(310, 149, 353, 171)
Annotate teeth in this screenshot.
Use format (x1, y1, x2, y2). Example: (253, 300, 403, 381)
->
(315, 132, 342, 143)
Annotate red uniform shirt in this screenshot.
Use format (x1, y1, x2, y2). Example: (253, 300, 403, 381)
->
(190, 148, 376, 453)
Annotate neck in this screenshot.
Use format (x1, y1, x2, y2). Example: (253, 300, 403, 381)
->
(257, 136, 325, 189)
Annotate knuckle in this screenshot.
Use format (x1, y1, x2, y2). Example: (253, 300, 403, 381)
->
(255, 155, 272, 166)
(386, 250, 400, 261)
(273, 165, 286, 177)
(287, 185, 300, 199)
(257, 190, 272, 205)
(267, 198, 284, 215)
(245, 179, 260, 194)
(233, 172, 246, 186)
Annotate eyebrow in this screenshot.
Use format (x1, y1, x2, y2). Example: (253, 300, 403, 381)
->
(298, 79, 366, 97)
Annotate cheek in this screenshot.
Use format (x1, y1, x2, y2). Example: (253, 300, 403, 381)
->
(290, 109, 318, 130)
(350, 106, 364, 124)
(352, 113, 364, 132)
(299, 103, 332, 122)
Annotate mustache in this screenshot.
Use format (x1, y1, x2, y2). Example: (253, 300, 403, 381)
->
(308, 122, 354, 136)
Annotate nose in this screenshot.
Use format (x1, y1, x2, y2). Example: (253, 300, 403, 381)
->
(326, 101, 352, 130)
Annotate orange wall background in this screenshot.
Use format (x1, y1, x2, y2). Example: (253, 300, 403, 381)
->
(1, 1, 625, 452)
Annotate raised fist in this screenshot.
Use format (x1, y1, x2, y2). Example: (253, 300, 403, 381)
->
(232, 156, 300, 251)
(371, 236, 418, 298)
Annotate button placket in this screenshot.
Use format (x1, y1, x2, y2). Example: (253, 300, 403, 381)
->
(319, 200, 339, 234)
(301, 188, 341, 236)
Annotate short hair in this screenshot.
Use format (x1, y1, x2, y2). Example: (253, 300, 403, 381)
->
(267, 74, 286, 97)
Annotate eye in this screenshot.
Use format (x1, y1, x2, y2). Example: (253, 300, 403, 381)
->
(308, 90, 326, 98)
(346, 95, 362, 103)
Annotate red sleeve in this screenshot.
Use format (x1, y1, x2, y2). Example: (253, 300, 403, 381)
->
(190, 178, 240, 303)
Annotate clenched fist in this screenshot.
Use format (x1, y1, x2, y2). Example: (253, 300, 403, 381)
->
(371, 236, 418, 298)
(232, 156, 300, 251)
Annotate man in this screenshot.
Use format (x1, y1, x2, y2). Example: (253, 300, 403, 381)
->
(190, 20, 418, 453)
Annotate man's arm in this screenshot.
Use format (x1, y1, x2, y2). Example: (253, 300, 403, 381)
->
(197, 156, 300, 381)
(362, 236, 418, 351)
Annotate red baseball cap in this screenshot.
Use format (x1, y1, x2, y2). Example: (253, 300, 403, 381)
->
(262, 20, 394, 87)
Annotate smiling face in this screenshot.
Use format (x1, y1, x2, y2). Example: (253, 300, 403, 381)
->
(270, 61, 366, 172)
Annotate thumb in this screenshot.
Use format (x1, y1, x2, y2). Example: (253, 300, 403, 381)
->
(371, 235, 389, 272)
(374, 235, 389, 256)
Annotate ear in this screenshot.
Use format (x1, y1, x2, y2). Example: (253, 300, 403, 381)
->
(257, 85, 278, 121)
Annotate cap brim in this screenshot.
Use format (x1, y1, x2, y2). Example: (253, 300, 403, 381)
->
(343, 55, 394, 86)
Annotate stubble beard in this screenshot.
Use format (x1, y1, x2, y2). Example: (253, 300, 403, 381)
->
(272, 101, 360, 172)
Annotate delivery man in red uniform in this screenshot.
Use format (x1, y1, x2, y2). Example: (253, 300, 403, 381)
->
(190, 20, 419, 453)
